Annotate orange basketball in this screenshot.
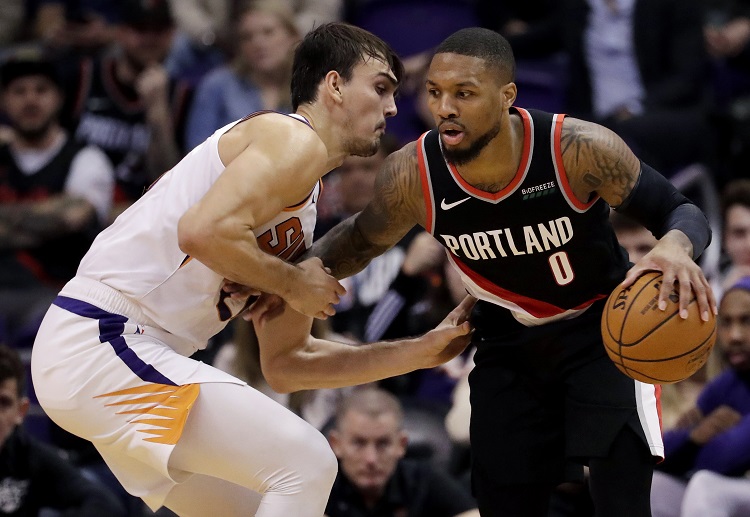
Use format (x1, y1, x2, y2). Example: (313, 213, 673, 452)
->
(601, 271, 716, 384)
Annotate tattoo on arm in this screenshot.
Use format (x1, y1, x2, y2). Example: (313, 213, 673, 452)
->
(560, 119, 639, 206)
(307, 144, 424, 279)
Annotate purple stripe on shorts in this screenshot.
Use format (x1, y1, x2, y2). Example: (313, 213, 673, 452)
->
(53, 296, 177, 386)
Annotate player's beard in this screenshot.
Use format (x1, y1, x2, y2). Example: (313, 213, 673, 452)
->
(442, 121, 501, 166)
(343, 130, 380, 158)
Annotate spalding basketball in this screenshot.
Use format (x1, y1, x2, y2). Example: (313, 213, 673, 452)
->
(601, 271, 716, 384)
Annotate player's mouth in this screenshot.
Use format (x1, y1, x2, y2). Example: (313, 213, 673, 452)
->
(441, 129, 464, 145)
(439, 122, 465, 145)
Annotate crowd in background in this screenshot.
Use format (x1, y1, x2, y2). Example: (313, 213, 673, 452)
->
(0, 0, 749, 515)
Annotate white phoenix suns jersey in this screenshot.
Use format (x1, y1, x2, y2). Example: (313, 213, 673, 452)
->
(74, 112, 320, 348)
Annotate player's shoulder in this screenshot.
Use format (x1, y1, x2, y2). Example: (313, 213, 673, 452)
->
(224, 112, 326, 163)
(241, 112, 319, 143)
(560, 116, 622, 149)
(382, 140, 420, 177)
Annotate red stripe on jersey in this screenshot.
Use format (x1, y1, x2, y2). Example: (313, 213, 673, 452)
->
(417, 132, 434, 234)
(553, 115, 598, 211)
(452, 254, 605, 318)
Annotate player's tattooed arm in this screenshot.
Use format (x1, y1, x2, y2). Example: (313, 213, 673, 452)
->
(559, 117, 640, 207)
(307, 142, 424, 279)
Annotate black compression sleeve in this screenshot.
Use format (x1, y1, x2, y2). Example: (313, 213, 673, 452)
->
(614, 162, 711, 259)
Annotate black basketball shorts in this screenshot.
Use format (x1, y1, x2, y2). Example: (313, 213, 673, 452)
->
(467, 300, 663, 486)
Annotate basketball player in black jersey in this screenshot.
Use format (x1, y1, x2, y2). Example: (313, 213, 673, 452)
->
(303, 28, 718, 516)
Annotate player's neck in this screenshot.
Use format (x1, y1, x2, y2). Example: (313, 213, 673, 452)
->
(454, 113, 523, 193)
(295, 105, 348, 170)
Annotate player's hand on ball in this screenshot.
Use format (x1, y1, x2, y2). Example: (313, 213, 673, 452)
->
(620, 230, 717, 321)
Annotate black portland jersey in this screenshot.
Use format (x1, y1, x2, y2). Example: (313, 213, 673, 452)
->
(418, 107, 629, 324)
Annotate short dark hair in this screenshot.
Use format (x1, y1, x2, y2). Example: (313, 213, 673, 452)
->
(119, 0, 173, 30)
(0, 345, 25, 397)
(0, 51, 62, 90)
(291, 22, 404, 111)
(721, 179, 750, 224)
(433, 27, 516, 83)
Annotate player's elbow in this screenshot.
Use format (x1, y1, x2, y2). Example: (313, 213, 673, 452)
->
(261, 349, 307, 394)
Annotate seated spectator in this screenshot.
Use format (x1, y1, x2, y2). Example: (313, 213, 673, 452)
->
(325, 386, 480, 517)
(184, 0, 300, 150)
(716, 179, 750, 299)
(66, 0, 192, 219)
(163, 0, 231, 86)
(0, 343, 126, 516)
(650, 276, 750, 517)
(0, 50, 114, 347)
(560, 0, 714, 176)
(31, 0, 121, 57)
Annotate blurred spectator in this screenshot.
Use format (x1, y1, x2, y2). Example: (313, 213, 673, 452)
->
(32, 0, 121, 57)
(476, 0, 561, 59)
(609, 210, 657, 264)
(325, 386, 480, 517)
(0, 343, 126, 516)
(65, 0, 192, 220)
(164, 0, 231, 86)
(0, 0, 26, 47)
(650, 275, 750, 517)
(292, 0, 344, 35)
(184, 0, 300, 149)
(558, 0, 714, 176)
(343, 0, 479, 145)
(716, 179, 750, 298)
(679, 469, 750, 517)
(0, 50, 113, 348)
(705, 0, 750, 70)
(705, 0, 750, 186)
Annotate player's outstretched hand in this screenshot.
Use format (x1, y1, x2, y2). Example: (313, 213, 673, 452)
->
(417, 295, 477, 368)
(620, 232, 717, 322)
(288, 257, 347, 319)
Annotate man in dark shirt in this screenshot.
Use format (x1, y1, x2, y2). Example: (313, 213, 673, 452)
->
(0, 344, 125, 516)
(325, 387, 479, 517)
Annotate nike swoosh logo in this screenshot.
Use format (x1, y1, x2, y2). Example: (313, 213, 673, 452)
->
(440, 197, 471, 210)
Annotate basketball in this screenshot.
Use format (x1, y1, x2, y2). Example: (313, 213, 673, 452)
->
(601, 271, 716, 384)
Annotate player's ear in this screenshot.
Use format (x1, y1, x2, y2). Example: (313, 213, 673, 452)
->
(502, 82, 517, 109)
(324, 71, 344, 104)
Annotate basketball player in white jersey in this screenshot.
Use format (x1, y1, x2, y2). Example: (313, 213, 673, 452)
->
(30, 23, 476, 517)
